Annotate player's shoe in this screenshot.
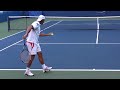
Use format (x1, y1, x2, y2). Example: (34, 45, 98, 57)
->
(43, 66, 52, 73)
(24, 69, 34, 76)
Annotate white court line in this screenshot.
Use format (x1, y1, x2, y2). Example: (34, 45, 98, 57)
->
(0, 69, 120, 71)
(96, 30, 99, 44)
(16, 42, 120, 45)
(0, 21, 62, 52)
(0, 21, 51, 41)
(0, 40, 23, 52)
(41, 20, 62, 32)
(96, 18, 100, 44)
(0, 30, 25, 41)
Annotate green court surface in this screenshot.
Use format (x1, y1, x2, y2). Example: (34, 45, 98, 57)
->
(0, 21, 23, 39)
(0, 70, 120, 79)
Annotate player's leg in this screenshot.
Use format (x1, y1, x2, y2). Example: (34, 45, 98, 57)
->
(37, 51, 44, 64)
(24, 42, 37, 76)
(37, 43, 52, 73)
(26, 55, 35, 68)
(25, 55, 35, 76)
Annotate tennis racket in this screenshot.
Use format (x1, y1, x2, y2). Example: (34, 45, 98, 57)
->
(20, 39, 30, 64)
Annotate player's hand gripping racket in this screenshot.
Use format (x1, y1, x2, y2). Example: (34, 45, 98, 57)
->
(20, 39, 30, 64)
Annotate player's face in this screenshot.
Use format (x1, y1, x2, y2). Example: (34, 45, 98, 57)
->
(40, 19, 45, 25)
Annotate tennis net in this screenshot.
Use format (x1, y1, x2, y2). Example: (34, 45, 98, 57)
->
(7, 16, 120, 31)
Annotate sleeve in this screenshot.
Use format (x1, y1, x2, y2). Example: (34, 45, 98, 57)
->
(31, 22, 39, 30)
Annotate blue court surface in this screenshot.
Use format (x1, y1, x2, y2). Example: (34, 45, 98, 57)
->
(0, 18, 120, 71)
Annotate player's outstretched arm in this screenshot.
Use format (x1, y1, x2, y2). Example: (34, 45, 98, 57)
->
(40, 32, 54, 36)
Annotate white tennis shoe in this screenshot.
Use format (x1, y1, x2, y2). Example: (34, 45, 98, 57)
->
(24, 69, 34, 76)
(43, 66, 52, 73)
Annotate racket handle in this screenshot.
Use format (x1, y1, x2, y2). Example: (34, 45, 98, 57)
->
(23, 39, 26, 46)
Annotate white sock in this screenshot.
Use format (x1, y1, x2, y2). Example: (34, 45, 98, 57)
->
(42, 64, 46, 69)
(26, 67, 30, 70)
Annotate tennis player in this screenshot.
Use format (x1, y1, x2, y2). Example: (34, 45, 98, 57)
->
(23, 15, 52, 76)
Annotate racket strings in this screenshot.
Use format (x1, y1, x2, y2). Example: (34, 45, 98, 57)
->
(20, 50, 30, 63)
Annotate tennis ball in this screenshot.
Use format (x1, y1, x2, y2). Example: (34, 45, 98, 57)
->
(51, 33, 54, 35)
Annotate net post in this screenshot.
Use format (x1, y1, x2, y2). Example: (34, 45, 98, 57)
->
(7, 16, 10, 32)
(26, 16, 27, 30)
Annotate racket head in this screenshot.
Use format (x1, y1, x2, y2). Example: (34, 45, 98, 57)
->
(20, 40, 30, 64)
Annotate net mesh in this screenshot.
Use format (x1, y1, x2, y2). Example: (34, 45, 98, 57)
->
(8, 16, 120, 31)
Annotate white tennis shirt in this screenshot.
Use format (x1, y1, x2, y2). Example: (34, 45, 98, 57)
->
(26, 21, 41, 44)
